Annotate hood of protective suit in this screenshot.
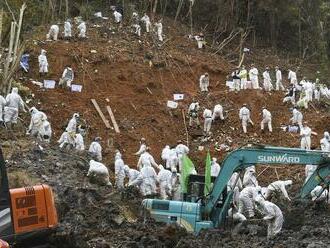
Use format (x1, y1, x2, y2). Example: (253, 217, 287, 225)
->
(124, 165, 130, 173)
(284, 180, 293, 186)
(12, 87, 18, 94)
(115, 151, 122, 160)
(73, 113, 79, 118)
(261, 187, 269, 198)
(324, 132, 330, 138)
(254, 195, 265, 206)
(30, 107, 38, 114)
(158, 164, 164, 170)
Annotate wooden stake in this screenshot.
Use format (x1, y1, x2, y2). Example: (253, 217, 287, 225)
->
(182, 109, 189, 146)
(91, 99, 111, 129)
(106, 106, 120, 133)
(146, 87, 153, 95)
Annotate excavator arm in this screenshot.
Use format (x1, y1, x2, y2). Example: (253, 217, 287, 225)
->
(205, 145, 330, 219)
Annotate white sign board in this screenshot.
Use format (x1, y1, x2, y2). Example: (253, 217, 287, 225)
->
(167, 100, 178, 109)
(173, 94, 184, 101)
(44, 80, 56, 89)
(71, 84, 83, 92)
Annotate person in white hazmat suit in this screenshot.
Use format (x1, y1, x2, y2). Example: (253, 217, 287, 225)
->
(243, 166, 258, 188)
(59, 66, 74, 87)
(137, 148, 159, 170)
(211, 158, 220, 177)
(320, 132, 330, 152)
(154, 19, 163, 41)
(171, 168, 182, 200)
(46, 25, 59, 40)
(167, 148, 178, 171)
(238, 186, 261, 218)
(124, 165, 142, 187)
(161, 145, 171, 165)
(212, 104, 224, 121)
(58, 113, 79, 149)
(263, 67, 273, 91)
(0, 95, 6, 123)
(239, 104, 254, 134)
(203, 108, 213, 135)
(26, 107, 48, 140)
(275, 66, 285, 91)
(87, 160, 112, 186)
(232, 68, 241, 92)
(199, 73, 209, 92)
(135, 137, 147, 156)
(188, 100, 200, 127)
(239, 65, 248, 89)
(304, 80, 314, 102)
(140, 165, 158, 196)
(305, 164, 317, 183)
(88, 137, 103, 161)
(290, 108, 303, 129)
(176, 140, 189, 171)
(300, 122, 317, 150)
(113, 10, 122, 23)
(227, 172, 243, 209)
(38, 49, 48, 75)
(157, 165, 172, 199)
(260, 107, 272, 133)
(77, 21, 87, 38)
(311, 186, 329, 203)
(64, 20, 72, 39)
(114, 151, 126, 190)
(4, 87, 27, 125)
(262, 180, 292, 201)
(141, 13, 151, 32)
(254, 196, 283, 239)
(249, 64, 259, 89)
(288, 69, 297, 85)
(74, 133, 85, 151)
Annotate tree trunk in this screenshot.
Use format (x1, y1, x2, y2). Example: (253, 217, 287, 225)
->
(175, 0, 184, 23)
(65, 0, 69, 18)
(189, 1, 193, 35)
(0, 9, 3, 47)
(153, 0, 158, 14)
(13, 3, 26, 60)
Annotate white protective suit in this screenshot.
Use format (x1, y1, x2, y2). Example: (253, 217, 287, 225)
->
(124, 165, 142, 186)
(300, 125, 312, 150)
(167, 148, 178, 171)
(228, 207, 247, 223)
(249, 67, 259, 89)
(239, 68, 248, 89)
(27, 107, 48, 140)
(188, 102, 200, 126)
(176, 143, 189, 171)
(115, 152, 126, 189)
(320, 132, 330, 152)
(46, 25, 59, 40)
(140, 166, 157, 196)
(304, 81, 314, 102)
(39, 120, 52, 142)
(137, 151, 159, 170)
(141, 14, 151, 32)
(212, 104, 224, 121)
(305, 164, 317, 182)
(203, 109, 213, 134)
(0, 96, 7, 122)
(157, 165, 172, 199)
(275, 68, 285, 91)
(154, 21, 163, 41)
(288, 70, 297, 85)
(38, 50, 48, 74)
(4, 87, 25, 124)
(263, 70, 272, 91)
(88, 141, 102, 161)
(290, 108, 303, 128)
(211, 158, 220, 177)
(199, 74, 209, 92)
(161, 145, 171, 164)
(135, 142, 147, 156)
(87, 160, 112, 186)
(238, 186, 260, 218)
(64, 21, 72, 38)
(227, 172, 243, 206)
(171, 169, 181, 200)
(255, 197, 283, 238)
(263, 180, 292, 201)
(243, 167, 258, 188)
(60, 67, 74, 87)
(113, 10, 122, 23)
(261, 108, 272, 132)
(74, 133, 85, 151)
(66, 113, 79, 133)
(311, 186, 329, 202)
(77, 22, 86, 38)
(239, 106, 253, 133)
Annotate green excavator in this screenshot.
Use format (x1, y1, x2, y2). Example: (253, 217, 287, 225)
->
(142, 145, 330, 233)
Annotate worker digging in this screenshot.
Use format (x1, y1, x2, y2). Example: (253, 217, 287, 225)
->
(0, 2, 330, 248)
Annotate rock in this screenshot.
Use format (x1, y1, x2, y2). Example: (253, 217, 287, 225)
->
(112, 215, 124, 225)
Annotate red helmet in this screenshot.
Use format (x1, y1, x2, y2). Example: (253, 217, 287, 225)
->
(0, 239, 9, 248)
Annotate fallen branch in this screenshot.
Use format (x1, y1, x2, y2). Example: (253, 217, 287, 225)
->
(106, 105, 120, 134)
(91, 99, 111, 129)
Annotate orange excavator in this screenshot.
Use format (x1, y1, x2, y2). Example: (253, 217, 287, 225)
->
(0, 148, 58, 247)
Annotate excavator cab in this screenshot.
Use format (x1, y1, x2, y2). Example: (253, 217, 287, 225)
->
(0, 148, 58, 245)
(185, 174, 219, 203)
